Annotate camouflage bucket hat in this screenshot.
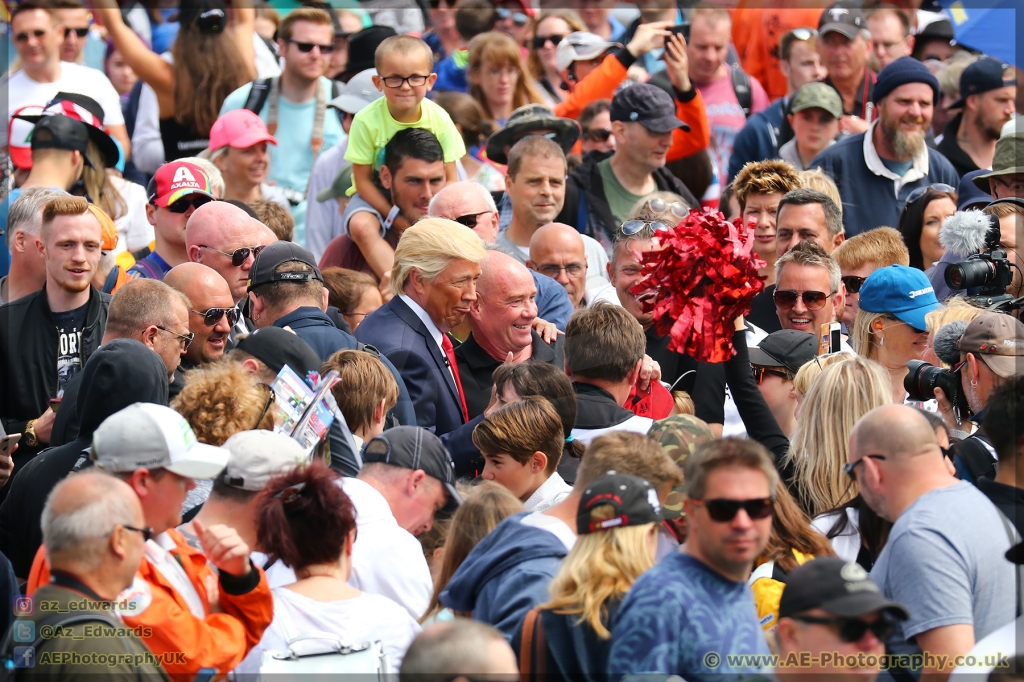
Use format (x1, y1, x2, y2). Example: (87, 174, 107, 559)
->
(647, 414, 714, 519)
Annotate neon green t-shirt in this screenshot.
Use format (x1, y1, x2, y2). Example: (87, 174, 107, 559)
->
(344, 96, 466, 196)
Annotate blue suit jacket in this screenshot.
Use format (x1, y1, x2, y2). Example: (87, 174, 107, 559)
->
(355, 297, 466, 436)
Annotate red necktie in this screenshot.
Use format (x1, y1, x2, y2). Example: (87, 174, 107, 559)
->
(441, 335, 469, 422)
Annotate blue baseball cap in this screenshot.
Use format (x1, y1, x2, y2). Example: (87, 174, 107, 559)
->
(858, 265, 941, 331)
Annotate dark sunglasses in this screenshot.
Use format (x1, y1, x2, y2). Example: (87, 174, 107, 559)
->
(903, 183, 956, 210)
(692, 497, 773, 522)
(844, 454, 886, 482)
(166, 196, 212, 214)
(122, 525, 155, 542)
(774, 289, 834, 311)
(532, 34, 566, 49)
(379, 74, 430, 88)
(583, 128, 612, 142)
(64, 27, 90, 38)
(255, 383, 276, 429)
(191, 306, 241, 327)
(496, 8, 529, 27)
(287, 39, 334, 54)
(841, 275, 866, 294)
(15, 29, 47, 42)
(156, 325, 194, 351)
(792, 614, 895, 643)
(751, 365, 795, 384)
(454, 211, 491, 228)
(199, 244, 265, 267)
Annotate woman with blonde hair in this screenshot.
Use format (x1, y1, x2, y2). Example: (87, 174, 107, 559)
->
(792, 351, 855, 416)
(781, 355, 892, 517)
(421, 481, 524, 623)
(467, 31, 545, 126)
(625, 191, 691, 228)
(923, 296, 985, 367)
(519, 473, 662, 681)
(527, 10, 585, 103)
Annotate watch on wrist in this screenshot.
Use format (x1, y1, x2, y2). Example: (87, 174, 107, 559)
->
(24, 419, 39, 447)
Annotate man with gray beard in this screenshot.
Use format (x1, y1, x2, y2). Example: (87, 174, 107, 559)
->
(811, 57, 959, 237)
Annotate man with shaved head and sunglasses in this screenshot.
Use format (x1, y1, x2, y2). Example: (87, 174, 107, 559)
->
(164, 263, 239, 374)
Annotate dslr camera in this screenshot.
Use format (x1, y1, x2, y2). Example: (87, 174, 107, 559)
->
(944, 214, 1015, 310)
(905, 359, 967, 419)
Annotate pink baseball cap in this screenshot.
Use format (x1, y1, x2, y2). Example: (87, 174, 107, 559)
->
(8, 105, 45, 169)
(208, 109, 278, 152)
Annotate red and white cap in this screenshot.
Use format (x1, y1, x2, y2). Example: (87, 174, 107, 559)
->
(8, 105, 45, 170)
(208, 109, 278, 152)
(17, 97, 121, 169)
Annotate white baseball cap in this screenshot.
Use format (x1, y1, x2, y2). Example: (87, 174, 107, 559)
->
(328, 68, 384, 115)
(219, 431, 310, 491)
(92, 403, 229, 480)
(556, 32, 620, 74)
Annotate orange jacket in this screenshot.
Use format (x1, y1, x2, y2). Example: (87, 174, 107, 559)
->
(555, 51, 711, 162)
(730, 7, 825, 102)
(28, 529, 273, 679)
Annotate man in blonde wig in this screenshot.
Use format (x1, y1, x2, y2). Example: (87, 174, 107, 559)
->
(356, 218, 487, 436)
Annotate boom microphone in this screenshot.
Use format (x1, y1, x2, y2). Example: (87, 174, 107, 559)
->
(939, 211, 998, 257)
(933, 320, 969, 366)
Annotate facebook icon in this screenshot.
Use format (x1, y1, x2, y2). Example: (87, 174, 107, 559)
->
(13, 646, 35, 668)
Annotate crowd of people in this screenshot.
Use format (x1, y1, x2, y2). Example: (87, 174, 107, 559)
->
(0, 0, 1022, 680)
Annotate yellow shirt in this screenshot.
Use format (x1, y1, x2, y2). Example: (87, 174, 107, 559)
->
(344, 96, 466, 196)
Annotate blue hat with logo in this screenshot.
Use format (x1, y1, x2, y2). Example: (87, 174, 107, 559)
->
(858, 265, 941, 331)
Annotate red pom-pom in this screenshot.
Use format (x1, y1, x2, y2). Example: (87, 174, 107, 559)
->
(628, 210, 765, 363)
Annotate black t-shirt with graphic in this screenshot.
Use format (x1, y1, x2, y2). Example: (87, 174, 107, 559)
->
(52, 302, 89, 399)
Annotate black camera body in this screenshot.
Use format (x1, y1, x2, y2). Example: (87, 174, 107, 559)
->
(944, 217, 1015, 310)
(905, 359, 968, 419)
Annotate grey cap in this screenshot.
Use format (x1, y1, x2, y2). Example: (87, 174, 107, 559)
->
(92, 403, 229, 479)
(363, 426, 462, 513)
(790, 82, 843, 120)
(219, 430, 310, 491)
(328, 68, 383, 115)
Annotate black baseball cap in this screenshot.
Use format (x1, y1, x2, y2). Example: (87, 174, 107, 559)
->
(779, 557, 909, 620)
(818, 3, 866, 40)
(363, 426, 462, 513)
(29, 115, 95, 168)
(748, 330, 818, 374)
(338, 26, 398, 82)
(232, 327, 324, 388)
(951, 57, 1016, 109)
(610, 84, 690, 134)
(247, 241, 324, 291)
(577, 472, 663, 535)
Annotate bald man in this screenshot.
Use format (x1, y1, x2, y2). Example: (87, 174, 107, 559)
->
(848, 404, 1015, 681)
(528, 223, 592, 308)
(454, 251, 565, 418)
(164, 263, 236, 368)
(428, 182, 574, 331)
(184, 202, 278, 303)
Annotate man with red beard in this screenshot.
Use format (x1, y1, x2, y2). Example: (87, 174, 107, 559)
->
(811, 57, 959, 237)
(0, 196, 109, 495)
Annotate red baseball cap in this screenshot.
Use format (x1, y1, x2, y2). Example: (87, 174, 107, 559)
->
(8, 105, 44, 169)
(147, 160, 216, 208)
(208, 109, 278, 153)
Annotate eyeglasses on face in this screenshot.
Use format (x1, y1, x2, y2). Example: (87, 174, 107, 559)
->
(841, 275, 866, 294)
(191, 306, 241, 327)
(121, 525, 155, 542)
(379, 74, 430, 88)
(844, 454, 887, 482)
(15, 29, 47, 43)
(691, 497, 774, 522)
(791, 614, 895, 643)
(156, 325, 195, 351)
(903, 183, 956, 210)
(496, 8, 529, 26)
(751, 365, 795, 384)
(199, 244, 265, 267)
(454, 211, 492, 228)
(532, 34, 566, 49)
(583, 128, 612, 142)
(287, 39, 334, 54)
(773, 289, 834, 311)
(165, 196, 212, 214)
(64, 27, 89, 39)
(538, 263, 586, 278)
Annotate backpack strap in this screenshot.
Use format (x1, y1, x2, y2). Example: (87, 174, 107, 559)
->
(244, 78, 273, 116)
(731, 67, 753, 118)
(953, 436, 997, 482)
(520, 608, 540, 682)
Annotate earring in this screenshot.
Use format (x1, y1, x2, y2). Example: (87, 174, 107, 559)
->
(879, 336, 884, 347)
(971, 379, 978, 387)
(252, 312, 260, 322)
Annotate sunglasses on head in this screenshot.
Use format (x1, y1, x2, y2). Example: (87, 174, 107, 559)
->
(648, 197, 690, 219)
(841, 275, 865, 294)
(64, 27, 89, 38)
(532, 34, 566, 49)
(583, 128, 612, 142)
(287, 39, 333, 54)
(692, 497, 773, 522)
(191, 306, 241, 327)
(903, 183, 956, 210)
(791, 614, 895, 643)
(496, 8, 529, 26)
(621, 219, 671, 236)
(787, 27, 818, 41)
(199, 244, 265, 267)
(751, 365, 795, 384)
(774, 289, 834, 311)
(165, 196, 212, 214)
(255, 383, 276, 429)
(454, 211, 491, 228)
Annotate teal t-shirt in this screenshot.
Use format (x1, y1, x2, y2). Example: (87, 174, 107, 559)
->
(880, 157, 914, 177)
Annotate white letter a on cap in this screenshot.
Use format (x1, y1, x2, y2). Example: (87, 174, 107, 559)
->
(172, 167, 197, 184)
